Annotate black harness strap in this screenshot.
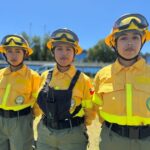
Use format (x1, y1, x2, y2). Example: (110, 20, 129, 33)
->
(42, 69, 53, 92)
(43, 69, 82, 118)
(68, 70, 81, 90)
(68, 70, 82, 117)
(44, 70, 81, 91)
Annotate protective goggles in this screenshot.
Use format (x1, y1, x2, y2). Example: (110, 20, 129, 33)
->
(51, 31, 79, 43)
(114, 14, 149, 30)
(1, 35, 27, 46)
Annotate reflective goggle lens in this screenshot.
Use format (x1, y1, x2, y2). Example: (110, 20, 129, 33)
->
(52, 32, 78, 42)
(1, 35, 26, 46)
(55, 32, 74, 39)
(114, 14, 149, 30)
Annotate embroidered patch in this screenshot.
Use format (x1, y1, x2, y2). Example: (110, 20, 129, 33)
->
(71, 99, 75, 107)
(146, 97, 150, 111)
(15, 96, 24, 105)
(89, 88, 94, 95)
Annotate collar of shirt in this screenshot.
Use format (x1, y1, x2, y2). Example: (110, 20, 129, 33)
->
(3, 65, 27, 76)
(53, 64, 77, 79)
(113, 57, 146, 75)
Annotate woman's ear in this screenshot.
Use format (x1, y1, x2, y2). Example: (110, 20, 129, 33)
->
(23, 50, 29, 59)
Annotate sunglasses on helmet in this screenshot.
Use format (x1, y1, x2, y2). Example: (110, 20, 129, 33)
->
(1, 35, 27, 46)
(114, 13, 149, 30)
(51, 31, 79, 43)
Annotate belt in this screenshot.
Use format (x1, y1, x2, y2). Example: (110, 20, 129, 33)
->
(0, 107, 31, 118)
(105, 121, 150, 139)
(43, 117, 84, 130)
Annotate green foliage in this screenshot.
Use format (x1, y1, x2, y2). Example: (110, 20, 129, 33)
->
(21, 32, 54, 61)
(21, 33, 117, 62)
(1, 32, 149, 63)
(87, 39, 117, 62)
(41, 34, 53, 61)
(30, 36, 41, 60)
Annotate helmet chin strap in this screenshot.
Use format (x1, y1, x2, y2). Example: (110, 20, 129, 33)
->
(57, 62, 71, 69)
(3, 54, 25, 69)
(113, 40, 144, 61)
(8, 61, 24, 68)
(53, 49, 75, 71)
(116, 50, 139, 61)
(55, 58, 73, 71)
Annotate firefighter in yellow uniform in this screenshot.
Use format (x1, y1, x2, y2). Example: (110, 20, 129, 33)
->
(0, 34, 41, 150)
(92, 13, 150, 150)
(36, 28, 95, 150)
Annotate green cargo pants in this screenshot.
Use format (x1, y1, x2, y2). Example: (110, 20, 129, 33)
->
(36, 121, 88, 150)
(99, 123, 150, 150)
(0, 113, 33, 150)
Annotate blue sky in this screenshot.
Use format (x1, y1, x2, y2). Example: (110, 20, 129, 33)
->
(1, 0, 150, 53)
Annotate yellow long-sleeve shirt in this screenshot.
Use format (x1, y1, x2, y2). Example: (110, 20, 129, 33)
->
(37, 64, 95, 125)
(0, 65, 41, 112)
(93, 57, 150, 125)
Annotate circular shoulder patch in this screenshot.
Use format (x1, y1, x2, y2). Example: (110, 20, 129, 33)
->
(15, 96, 24, 105)
(146, 97, 150, 111)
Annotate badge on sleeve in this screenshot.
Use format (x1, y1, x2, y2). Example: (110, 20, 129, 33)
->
(71, 99, 75, 107)
(15, 96, 24, 104)
(146, 97, 150, 111)
(89, 88, 94, 95)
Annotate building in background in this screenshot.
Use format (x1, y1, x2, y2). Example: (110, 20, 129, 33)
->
(0, 54, 4, 60)
(75, 49, 87, 62)
(146, 55, 150, 64)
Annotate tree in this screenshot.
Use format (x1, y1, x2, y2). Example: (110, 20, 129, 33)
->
(20, 33, 118, 62)
(21, 32, 55, 61)
(21, 32, 30, 43)
(41, 34, 53, 61)
(87, 39, 116, 62)
(30, 36, 42, 60)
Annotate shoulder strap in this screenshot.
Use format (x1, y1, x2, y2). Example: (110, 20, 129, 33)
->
(68, 70, 81, 91)
(42, 69, 53, 92)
